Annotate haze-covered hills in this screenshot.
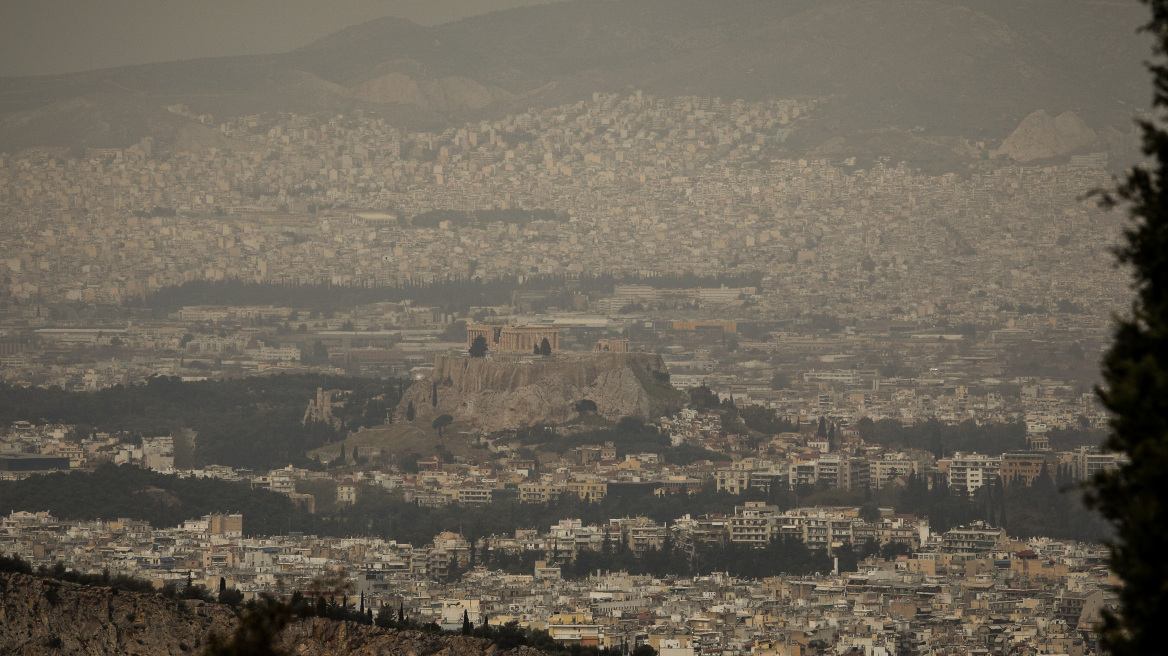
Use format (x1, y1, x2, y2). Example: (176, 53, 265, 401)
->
(0, 0, 1150, 159)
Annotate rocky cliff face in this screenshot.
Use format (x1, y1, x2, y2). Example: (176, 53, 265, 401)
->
(396, 352, 685, 432)
(0, 572, 232, 655)
(993, 109, 1099, 162)
(0, 572, 545, 656)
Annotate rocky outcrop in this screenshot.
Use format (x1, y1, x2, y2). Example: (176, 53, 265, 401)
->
(0, 572, 233, 655)
(396, 352, 685, 433)
(348, 72, 511, 111)
(993, 110, 1098, 162)
(0, 571, 545, 656)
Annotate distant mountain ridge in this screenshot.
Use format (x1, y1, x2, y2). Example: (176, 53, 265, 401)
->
(0, 0, 1151, 157)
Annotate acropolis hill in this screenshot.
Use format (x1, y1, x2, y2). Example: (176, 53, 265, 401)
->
(396, 350, 685, 433)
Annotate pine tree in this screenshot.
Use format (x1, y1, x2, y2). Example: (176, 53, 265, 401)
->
(462, 609, 473, 635)
(406, 401, 415, 421)
(468, 335, 488, 357)
(1088, 4, 1168, 654)
(539, 338, 551, 356)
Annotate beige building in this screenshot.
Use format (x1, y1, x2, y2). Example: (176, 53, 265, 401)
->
(208, 513, 243, 537)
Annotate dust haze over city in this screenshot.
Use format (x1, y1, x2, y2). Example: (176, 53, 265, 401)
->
(0, 1, 1156, 654)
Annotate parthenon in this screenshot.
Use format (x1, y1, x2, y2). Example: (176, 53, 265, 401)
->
(466, 323, 560, 353)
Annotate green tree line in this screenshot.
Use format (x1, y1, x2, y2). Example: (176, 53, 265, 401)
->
(0, 374, 401, 469)
(0, 462, 1108, 552)
(0, 463, 309, 536)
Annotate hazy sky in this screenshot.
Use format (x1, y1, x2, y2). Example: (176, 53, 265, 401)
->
(0, 0, 565, 77)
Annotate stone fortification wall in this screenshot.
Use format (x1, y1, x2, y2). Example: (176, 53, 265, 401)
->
(433, 352, 665, 394)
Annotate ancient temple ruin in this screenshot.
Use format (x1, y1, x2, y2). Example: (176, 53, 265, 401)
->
(466, 323, 560, 353)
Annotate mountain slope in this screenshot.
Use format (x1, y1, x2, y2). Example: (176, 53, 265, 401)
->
(0, 0, 1149, 154)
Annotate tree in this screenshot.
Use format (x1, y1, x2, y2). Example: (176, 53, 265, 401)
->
(631, 644, 658, 656)
(65, 424, 93, 443)
(859, 501, 881, 524)
(688, 385, 719, 410)
(445, 554, 463, 583)
(1088, 3, 1168, 654)
(468, 335, 488, 358)
(203, 601, 291, 656)
(462, 609, 473, 635)
(405, 401, 415, 422)
(539, 338, 551, 356)
(217, 577, 244, 607)
(304, 339, 328, 363)
(533, 343, 541, 355)
(432, 414, 453, 438)
(375, 604, 395, 628)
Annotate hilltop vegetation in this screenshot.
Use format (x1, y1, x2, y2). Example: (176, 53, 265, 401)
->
(409, 208, 566, 228)
(136, 272, 763, 313)
(0, 463, 308, 535)
(0, 374, 401, 469)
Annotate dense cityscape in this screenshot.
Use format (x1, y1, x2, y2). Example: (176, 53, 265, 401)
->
(2, 1, 1164, 655)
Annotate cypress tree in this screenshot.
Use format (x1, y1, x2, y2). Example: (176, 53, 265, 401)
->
(1088, 3, 1168, 654)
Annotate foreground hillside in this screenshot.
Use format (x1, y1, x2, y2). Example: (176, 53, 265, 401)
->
(0, 0, 1149, 156)
(0, 571, 543, 656)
